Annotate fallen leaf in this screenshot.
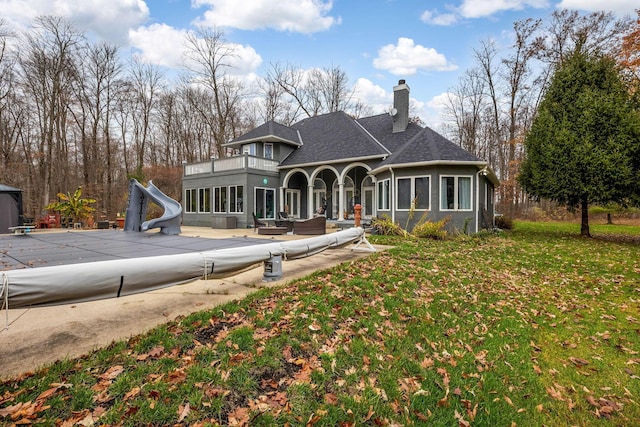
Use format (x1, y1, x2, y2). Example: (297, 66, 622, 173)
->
(228, 407, 250, 426)
(324, 393, 338, 405)
(101, 365, 124, 380)
(568, 357, 589, 367)
(309, 321, 322, 331)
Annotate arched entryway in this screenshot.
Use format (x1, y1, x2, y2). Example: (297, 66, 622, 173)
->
(337, 164, 372, 220)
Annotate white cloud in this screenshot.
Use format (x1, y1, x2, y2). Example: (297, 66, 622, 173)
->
(128, 24, 188, 68)
(420, 10, 459, 26)
(129, 24, 262, 75)
(556, 0, 638, 16)
(458, 0, 549, 18)
(373, 38, 457, 75)
(422, 0, 634, 25)
(0, 0, 149, 45)
(352, 78, 391, 113)
(351, 78, 439, 128)
(421, 91, 453, 130)
(192, 0, 340, 33)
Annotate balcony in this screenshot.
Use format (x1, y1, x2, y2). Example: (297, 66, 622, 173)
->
(184, 154, 279, 176)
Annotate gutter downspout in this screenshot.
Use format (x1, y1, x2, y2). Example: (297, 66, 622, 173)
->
(475, 169, 480, 234)
(390, 167, 395, 224)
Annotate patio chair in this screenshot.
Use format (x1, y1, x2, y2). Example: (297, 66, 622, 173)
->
(252, 212, 267, 232)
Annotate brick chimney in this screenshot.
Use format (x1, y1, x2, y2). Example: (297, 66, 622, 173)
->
(392, 79, 409, 133)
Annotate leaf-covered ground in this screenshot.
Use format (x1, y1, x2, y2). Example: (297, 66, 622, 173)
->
(1, 221, 639, 426)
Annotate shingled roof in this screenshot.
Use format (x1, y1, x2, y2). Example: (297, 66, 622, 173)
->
(226, 120, 302, 147)
(355, 114, 422, 153)
(372, 126, 483, 172)
(279, 111, 389, 167)
(229, 109, 487, 171)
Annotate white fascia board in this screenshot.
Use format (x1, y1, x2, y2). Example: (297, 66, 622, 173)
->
(370, 160, 487, 175)
(223, 135, 302, 147)
(277, 154, 386, 170)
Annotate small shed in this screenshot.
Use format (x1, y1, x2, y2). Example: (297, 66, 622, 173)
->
(0, 184, 24, 234)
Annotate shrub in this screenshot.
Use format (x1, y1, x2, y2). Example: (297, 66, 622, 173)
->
(494, 215, 514, 230)
(412, 215, 450, 240)
(370, 215, 407, 236)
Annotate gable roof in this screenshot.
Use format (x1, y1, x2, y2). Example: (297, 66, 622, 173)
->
(279, 111, 389, 167)
(372, 126, 483, 171)
(225, 120, 302, 147)
(228, 109, 497, 185)
(355, 113, 423, 153)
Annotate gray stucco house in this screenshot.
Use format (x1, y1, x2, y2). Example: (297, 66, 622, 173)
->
(181, 80, 499, 232)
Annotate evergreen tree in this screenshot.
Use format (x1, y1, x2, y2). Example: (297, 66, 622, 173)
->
(519, 47, 640, 236)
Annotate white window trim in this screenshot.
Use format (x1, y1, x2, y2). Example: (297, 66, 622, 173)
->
(285, 189, 301, 218)
(198, 188, 211, 213)
(213, 186, 227, 213)
(255, 187, 276, 220)
(377, 178, 391, 211)
(229, 185, 244, 214)
(185, 188, 197, 214)
(395, 175, 431, 211)
(440, 175, 473, 211)
(264, 143, 274, 160)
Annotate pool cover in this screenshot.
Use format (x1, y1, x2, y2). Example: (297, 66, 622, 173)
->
(0, 230, 272, 271)
(0, 228, 366, 308)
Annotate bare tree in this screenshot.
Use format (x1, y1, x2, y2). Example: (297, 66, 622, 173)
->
(18, 16, 84, 207)
(128, 56, 164, 175)
(183, 27, 244, 159)
(74, 41, 123, 215)
(0, 19, 20, 184)
(474, 39, 505, 181)
(533, 9, 632, 65)
(500, 18, 540, 216)
(443, 68, 487, 158)
(266, 62, 360, 120)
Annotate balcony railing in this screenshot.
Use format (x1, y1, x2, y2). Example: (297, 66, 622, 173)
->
(183, 162, 212, 176)
(184, 154, 279, 176)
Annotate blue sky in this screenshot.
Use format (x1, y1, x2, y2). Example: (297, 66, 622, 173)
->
(1, 0, 637, 128)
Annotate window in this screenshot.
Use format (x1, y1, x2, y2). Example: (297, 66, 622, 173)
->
(441, 176, 472, 211)
(242, 143, 256, 155)
(264, 143, 273, 160)
(286, 189, 301, 217)
(229, 185, 244, 213)
(214, 186, 227, 213)
(397, 176, 430, 210)
(185, 189, 197, 213)
(198, 188, 211, 213)
(255, 187, 275, 219)
(485, 183, 493, 208)
(397, 178, 411, 210)
(377, 179, 390, 210)
(313, 178, 327, 216)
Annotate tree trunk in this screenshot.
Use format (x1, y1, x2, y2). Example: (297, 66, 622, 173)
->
(580, 199, 590, 237)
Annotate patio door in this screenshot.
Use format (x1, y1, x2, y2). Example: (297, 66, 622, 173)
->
(313, 178, 327, 216)
(285, 189, 300, 218)
(255, 187, 275, 219)
(362, 187, 374, 219)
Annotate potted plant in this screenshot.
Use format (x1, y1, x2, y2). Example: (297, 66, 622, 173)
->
(45, 187, 97, 228)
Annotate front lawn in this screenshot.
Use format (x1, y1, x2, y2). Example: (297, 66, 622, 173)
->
(1, 221, 639, 426)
